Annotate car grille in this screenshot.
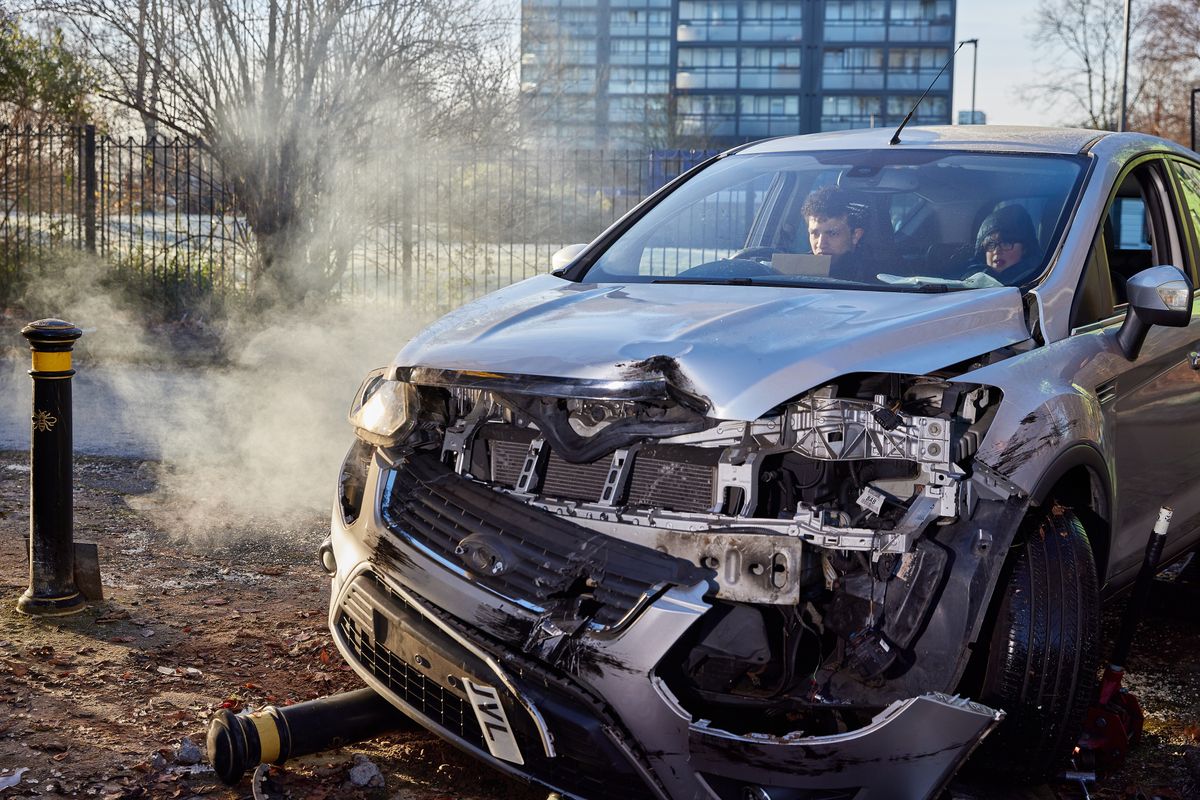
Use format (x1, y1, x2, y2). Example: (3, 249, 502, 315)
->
(489, 438, 717, 513)
(336, 583, 483, 747)
(338, 571, 661, 800)
(383, 451, 712, 629)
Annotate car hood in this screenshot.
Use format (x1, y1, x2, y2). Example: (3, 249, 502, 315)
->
(395, 275, 1032, 420)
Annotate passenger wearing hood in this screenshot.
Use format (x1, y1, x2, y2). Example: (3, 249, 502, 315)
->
(973, 204, 1043, 284)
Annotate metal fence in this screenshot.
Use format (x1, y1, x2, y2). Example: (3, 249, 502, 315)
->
(0, 125, 713, 313)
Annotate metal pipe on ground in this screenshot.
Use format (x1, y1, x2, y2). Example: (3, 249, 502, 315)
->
(1076, 506, 1173, 774)
(207, 687, 413, 785)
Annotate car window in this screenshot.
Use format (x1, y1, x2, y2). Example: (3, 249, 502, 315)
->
(637, 170, 778, 276)
(1073, 225, 1116, 328)
(577, 150, 1087, 292)
(1074, 161, 1179, 328)
(1173, 160, 1200, 284)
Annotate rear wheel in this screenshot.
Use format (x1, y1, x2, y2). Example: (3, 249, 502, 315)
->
(974, 505, 1100, 782)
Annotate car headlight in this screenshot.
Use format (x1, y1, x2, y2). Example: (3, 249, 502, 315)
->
(348, 367, 419, 446)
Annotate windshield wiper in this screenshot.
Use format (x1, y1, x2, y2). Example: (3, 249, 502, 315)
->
(651, 277, 756, 285)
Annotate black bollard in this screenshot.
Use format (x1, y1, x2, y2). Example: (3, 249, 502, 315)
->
(17, 319, 86, 617)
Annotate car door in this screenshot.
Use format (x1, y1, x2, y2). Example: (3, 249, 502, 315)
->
(1103, 157, 1200, 584)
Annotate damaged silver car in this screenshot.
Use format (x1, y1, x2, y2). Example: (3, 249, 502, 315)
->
(323, 126, 1200, 799)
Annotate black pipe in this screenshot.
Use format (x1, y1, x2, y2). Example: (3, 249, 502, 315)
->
(207, 687, 412, 785)
(17, 319, 85, 617)
(1111, 506, 1172, 669)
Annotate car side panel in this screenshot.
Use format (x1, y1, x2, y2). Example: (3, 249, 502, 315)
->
(964, 318, 1200, 590)
(1110, 315, 1200, 581)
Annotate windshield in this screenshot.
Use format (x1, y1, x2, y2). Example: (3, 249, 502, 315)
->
(576, 150, 1087, 292)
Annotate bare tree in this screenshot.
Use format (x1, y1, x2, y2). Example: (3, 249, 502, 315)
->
(31, 0, 519, 304)
(1145, 0, 1200, 65)
(1135, 0, 1200, 145)
(1028, 0, 1145, 130)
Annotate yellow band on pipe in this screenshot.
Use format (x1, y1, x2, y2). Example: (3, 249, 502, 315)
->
(250, 712, 282, 764)
(32, 351, 71, 372)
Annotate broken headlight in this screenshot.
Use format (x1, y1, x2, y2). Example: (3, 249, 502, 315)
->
(348, 367, 419, 446)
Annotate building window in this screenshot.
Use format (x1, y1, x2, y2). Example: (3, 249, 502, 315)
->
(824, 1, 886, 42)
(676, 94, 738, 138)
(820, 95, 883, 130)
(886, 94, 949, 122)
(525, 38, 597, 65)
(610, 67, 671, 94)
(679, 0, 739, 20)
(741, 1, 804, 41)
(888, 0, 953, 42)
(612, 37, 670, 65)
(821, 47, 884, 89)
(609, 96, 668, 123)
(739, 94, 801, 137)
(610, 8, 672, 36)
(886, 47, 950, 89)
(676, 47, 738, 89)
(740, 47, 802, 89)
(678, 0, 739, 42)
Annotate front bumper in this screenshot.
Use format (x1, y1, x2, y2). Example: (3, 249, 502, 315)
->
(327, 448, 1003, 800)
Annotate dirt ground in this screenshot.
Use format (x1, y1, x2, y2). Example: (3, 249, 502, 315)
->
(0, 452, 1198, 800)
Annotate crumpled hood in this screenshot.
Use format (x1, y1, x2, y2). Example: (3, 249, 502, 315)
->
(396, 275, 1031, 420)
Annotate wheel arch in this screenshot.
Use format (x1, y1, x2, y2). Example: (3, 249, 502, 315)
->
(1028, 442, 1113, 584)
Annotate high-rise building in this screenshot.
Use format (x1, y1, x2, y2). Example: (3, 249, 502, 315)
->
(519, 0, 955, 147)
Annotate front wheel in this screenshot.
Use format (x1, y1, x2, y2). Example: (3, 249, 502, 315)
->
(973, 505, 1100, 782)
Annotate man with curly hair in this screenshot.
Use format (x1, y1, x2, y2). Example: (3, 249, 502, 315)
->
(801, 185, 872, 281)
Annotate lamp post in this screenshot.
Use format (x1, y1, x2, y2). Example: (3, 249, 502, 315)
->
(1119, 0, 1132, 131)
(1192, 87, 1199, 153)
(957, 39, 979, 124)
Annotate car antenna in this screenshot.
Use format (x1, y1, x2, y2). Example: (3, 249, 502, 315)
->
(890, 40, 967, 146)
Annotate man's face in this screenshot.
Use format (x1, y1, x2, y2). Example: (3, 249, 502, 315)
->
(807, 215, 863, 257)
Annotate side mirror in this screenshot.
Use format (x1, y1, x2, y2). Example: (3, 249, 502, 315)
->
(551, 243, 588, 272)
(1116, 265, 1194, 359)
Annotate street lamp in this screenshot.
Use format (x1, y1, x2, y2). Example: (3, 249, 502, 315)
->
(1119, 0, 1131, 131)
(959, 38, 979, 123)
(1192, 87, 1200, 153)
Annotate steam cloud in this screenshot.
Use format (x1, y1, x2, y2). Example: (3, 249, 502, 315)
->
(1, 0, 528, 541)
(5, 253, 424, 542)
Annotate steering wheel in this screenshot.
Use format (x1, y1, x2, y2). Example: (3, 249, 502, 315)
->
(730, 246, 787, 263)
(674, 258, 779, 279)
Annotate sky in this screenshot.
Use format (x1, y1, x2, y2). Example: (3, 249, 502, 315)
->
(952, 0, 1056, 126)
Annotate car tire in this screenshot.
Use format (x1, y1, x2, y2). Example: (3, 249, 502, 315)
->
(975, 505, 1100, 782)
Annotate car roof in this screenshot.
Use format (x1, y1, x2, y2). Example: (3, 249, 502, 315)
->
(736, 125, 1192, 157)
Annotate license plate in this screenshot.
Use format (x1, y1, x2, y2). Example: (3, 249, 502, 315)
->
(462, 678, 525, 765)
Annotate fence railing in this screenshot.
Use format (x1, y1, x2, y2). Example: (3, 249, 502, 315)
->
(1, 125, 714, 313)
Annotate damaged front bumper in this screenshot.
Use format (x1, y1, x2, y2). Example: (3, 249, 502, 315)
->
(327, 448, 1004, 800)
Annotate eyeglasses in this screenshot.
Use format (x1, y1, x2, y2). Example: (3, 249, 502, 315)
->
(982, 239, 1018, 254)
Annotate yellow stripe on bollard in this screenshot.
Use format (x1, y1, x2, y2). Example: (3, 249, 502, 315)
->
(249, 712, 282, 763)
(31, 351, 72, 372)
